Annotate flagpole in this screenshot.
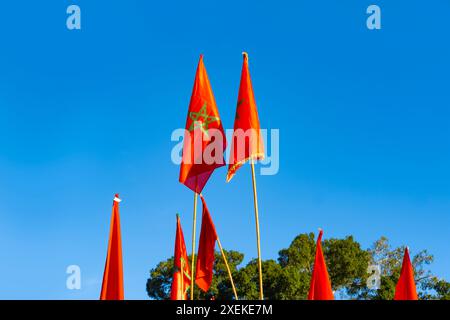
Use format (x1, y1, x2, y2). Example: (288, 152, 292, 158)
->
(190, 192, 198, 300)
(250, 161, 264, 300)
(216, 238, 239, 300)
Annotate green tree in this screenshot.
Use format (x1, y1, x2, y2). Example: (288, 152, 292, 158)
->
(234, 259, 284, 299)
(205, 250, 244, 300)
(276, 233, 370, 299)
(146, 250, 243, 300)
(276, 232, 316, 299)
(350, 236, 437, 300)
(421, 277, 450, 300)
(146, 234, 447, 300)
(146, 258, 174, 300)
(323, 236, 370, 298)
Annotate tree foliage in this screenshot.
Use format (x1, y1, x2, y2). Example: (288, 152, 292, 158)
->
(146, 233, 448, 300)
(146, 250, 243, 300)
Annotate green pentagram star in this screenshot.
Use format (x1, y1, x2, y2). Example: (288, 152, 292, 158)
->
(188, 102, 220, 136)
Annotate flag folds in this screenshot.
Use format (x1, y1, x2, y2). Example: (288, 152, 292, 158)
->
(227, 52, 264, 182)
(170, 270, 187, 300)
(179, 55, 226, 193)
(195, 195, 219, 292)
(394, 248, 418, 300)
(100, 194, 124, 300)
(308, 230, 334, 300)
(171, 214, 191, 300)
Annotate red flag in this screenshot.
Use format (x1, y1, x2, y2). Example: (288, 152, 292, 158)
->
(170, 271, 186, 300)
(195, 195, 218, 292)
(308, 230, 334, 300)
(100, 194, 124, 300)
(227, 52, 264, 182)
(394, 248, 418, 300)
(170, 214, 191, 300)
(179, 55, 226, 193)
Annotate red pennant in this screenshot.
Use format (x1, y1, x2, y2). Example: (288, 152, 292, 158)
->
(227, 52, 264, 182)
(195, 195, 218, 292)
(308, 230, 334, 300)
(170, 215, 191, 300)
(170, 271, 186, 300)
(394, 248, 418, 300)
(100, 194, 124, 300)
(179, 55, 226, 193)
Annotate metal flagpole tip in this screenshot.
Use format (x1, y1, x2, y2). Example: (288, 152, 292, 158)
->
(113, 194, 122, 203)
(317, 228, 324, 238)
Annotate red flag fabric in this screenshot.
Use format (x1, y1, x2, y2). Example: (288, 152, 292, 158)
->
(170, 270, 186, 300)
(394, 248, 418, 300)
(170, 214, 191, 300)
(308, 230, 334, 300)
(195, 195, 218, 292)
(100, 194, 124, 300)
(227, 52, 264, 182)
(179, 55, 226, 193)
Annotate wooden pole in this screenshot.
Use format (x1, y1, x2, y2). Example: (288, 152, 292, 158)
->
(190, 192, 198, 300)
(251, 161, 264, 300)
(217, 238, 239, 300)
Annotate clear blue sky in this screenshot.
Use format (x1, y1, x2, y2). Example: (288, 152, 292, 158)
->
(0, 1, 448, 299)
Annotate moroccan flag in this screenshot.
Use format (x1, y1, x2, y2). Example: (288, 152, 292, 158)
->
(179, 55, 226, 193)
(308, 230, 334, 300)
(394, 248, 418, 300)
(100, 194, 124, 300)
(226, 52, 264, 182)
(171, 214, 191, 300)
(195, 195, 218, 292)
